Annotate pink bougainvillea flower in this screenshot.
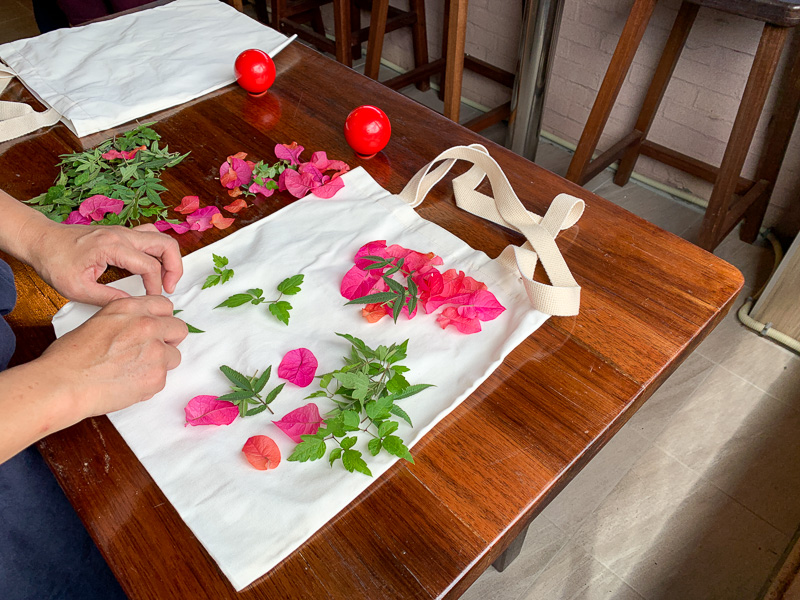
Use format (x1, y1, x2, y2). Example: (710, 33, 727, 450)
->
(310, 175, 344, 199)
(277, 168, 290, 192)
(277, 348, 318, 387)
(186, 206, 220, 232)
(242, 435, 281, 471)
(102, 145, 146, 161)
(154, 220, 191, 234)
(247, 181, 275, 197)
(175, 195, 200, 214)
(354, 240, 388, 269)
(223, 198, 248, 213)
(211, 212, 235, 230)
(184, 395, 239, 426)
(340, 265, 387, 300)
(78, 195, 124, 221)
(466, 289, 506, 321)
(274, 142, 304, 165)
(362, 302, 389, 323)
(281, 166, 313, 198)
(219, 154, 254, 189)
(63, 210, 91, 225)
(436, 305, 482, 334)
(272, 403, 323, 443)
(309, 151, 350, 177)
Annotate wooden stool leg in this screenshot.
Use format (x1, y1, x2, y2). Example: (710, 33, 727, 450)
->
(410, 0, 430, 91)
(614, 1, 699, 186)
(365, 0, 390, 80)
(351, 2, 362, 60)
(697, 24, 789, 251)
(740, 31, 800, 244)
(565, 0, 657, 185)
(311, 8, 326, 35)
(443, 0, 468, 123)
(253, 0, 269, 24)
(438, 0, 450, 101)
(333, 0, 353, 66)
(270, 0, 285, 31)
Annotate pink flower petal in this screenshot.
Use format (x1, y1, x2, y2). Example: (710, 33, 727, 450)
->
(223, 198, 248, 213)
(274, 142, 304, 165)
(340, 265, 384, 300)
(184, 395, 239, 426)
(154, 220, 192, 234)
(247, 182, 275, 197)
(310, 175, 344, 199)
(282, 168, 313, 198)
(63, 210, 91, 225)
(175, 195, 200, 214)
(186, 206, 220, 232)
(242, 435, 281, 470)
(467, 289, 506, 321)
(211, 212, 235, 230)
(309, 151, 330, 170)
(219, 155, 254, 189)
(436, 306, 482, 334)
(102, 145, 145, 161)
(272, 403, 323, 443)
(277, 348, 318, 387)
(78, 195, 124, 221)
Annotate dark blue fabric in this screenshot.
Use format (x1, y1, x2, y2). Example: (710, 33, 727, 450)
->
(0, 259, 128, 600)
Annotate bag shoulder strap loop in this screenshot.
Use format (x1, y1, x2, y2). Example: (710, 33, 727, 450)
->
(0, 66, 61, 144)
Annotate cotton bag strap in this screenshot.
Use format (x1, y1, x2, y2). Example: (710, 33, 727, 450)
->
(399, 144, 584, 316)
(0, 65, 61, 143)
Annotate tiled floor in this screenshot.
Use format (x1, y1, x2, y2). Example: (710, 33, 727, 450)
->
(3, 7, 800, 600)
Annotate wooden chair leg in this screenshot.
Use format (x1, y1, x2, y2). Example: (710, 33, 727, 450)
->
(253, 0, 270, 24)
(350, 1, 362, 60)
(410, 0, 430, 91)
(270, 0, 285, 31)
(364, 0, 389, 80)
(740, 30, 800, 243)
(333, 0, 353, 66)
(565, 0, 657, 185)
(443, 0, 468, 123)
(438, 0, 450, 101)
(697, 23, 789, 250)
(614, 1, 698, 186)
(311, 8, 326, 35)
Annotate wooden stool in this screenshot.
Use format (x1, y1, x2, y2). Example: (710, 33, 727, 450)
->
(375, 0, 515, 132)
(564, 0, 800, 251)
(264, 0, 429, 84)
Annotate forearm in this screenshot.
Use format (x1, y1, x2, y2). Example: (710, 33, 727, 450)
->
(0, 188, 56, 265)
(0, 356, 81, 464)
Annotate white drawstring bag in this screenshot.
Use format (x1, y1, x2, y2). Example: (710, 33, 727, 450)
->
(0, 0, 290, 141)
(52, 145, 583, 591)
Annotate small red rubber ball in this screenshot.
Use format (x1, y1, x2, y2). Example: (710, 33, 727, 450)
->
(344, 105, 391, 158)
(234, 49, 276, 95)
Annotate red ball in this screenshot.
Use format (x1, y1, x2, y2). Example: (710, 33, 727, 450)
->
(234, 49, 276, 96)
(344, 105, 391, 158)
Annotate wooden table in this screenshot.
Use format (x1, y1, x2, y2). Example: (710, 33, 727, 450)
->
(0, 40, 743, 599)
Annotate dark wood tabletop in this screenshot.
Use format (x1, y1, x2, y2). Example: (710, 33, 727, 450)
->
(0, 40, 743, 599)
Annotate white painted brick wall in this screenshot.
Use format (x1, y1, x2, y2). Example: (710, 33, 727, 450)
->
(370, 0, 799, 237)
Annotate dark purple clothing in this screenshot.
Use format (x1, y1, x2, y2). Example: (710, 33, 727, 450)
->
(0, 259, 128, 600)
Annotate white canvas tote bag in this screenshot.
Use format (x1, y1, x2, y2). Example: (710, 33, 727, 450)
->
(51, 144, 583, 590)
(0, 0, 290, 141)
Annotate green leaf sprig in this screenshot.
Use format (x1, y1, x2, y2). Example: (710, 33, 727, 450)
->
(203, 254, 234, 289)
(345, 256, 419, 322)
(25, 124, 189, 226)
(217, 365, 285, 416)
(172, 309, 204, 333)
(245, 160, 291, 196)
(288, 333, 433, 476)
(214, 274, 304, 325)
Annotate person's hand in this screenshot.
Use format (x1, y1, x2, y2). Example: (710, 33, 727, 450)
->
(39, 295, 188, 418)
(24, 220, 183, 306)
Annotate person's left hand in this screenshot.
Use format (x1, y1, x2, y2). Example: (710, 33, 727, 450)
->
(26, 221, 183, 306)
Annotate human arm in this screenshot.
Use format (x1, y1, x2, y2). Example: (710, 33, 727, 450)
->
(0, 295, 187, 463)
(0, 188, 183, 306)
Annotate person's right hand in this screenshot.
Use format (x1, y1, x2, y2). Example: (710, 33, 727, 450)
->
(40, 295, 188, 419)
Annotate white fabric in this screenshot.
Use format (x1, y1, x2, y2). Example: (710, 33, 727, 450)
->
(0, 0, 289, 139)
(51, 159, 574, 590)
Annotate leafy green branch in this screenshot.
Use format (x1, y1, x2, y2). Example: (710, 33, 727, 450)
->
(214, 274, 304, 325)
(217, 365, 285, 416)
(203, 254, 234, 289)
(345, 256, 419, 322)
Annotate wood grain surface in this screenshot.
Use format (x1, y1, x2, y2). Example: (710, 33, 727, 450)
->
(0, 40, 743, 599)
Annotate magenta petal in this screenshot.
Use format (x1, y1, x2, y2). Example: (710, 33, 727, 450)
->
(184, 395, 239, 426)
(277, 348, 319, 387)
(248, 182, 275, 196)
(154, 220, 191, 234)
(78, 195, 124, 221)
(274, 143, 304, 165)
(63, 210, 91, 225)
(310, 176, 344, 199)
(309, 151, 330, 170)
(272, 403, 323, 443)
(186, 206, 220, 232)
(282, 169, 312, 198)
(469, 290, 506, 321)
(340, 266, 384, 300)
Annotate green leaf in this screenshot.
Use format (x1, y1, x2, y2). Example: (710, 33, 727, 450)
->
(217, 389, 257, 402)
(325, 416, 347, 438)
(333, 371, 369, 390)
(219, 269, 234, 285)
(340, 436, 357, 450)
(365, 396, 392, 421)
(342, 449, 372, 476)
(212, 254, 228, 269)
(345, 292, 396, 305)
(202, 274, 221, 289)
(245, 405, 268, 417)
(320, 372, 334, 389)
(246, 288, 264, 299)
(391, 294, 404, 322)
(186, 323, 204, 334)
(384, 276, 406, 296)
(220, 365, 253, 391)
(306, 390, 329, 399)
(383, 383, 434, 403)
(389, 404, 413, 427)
(215, 293, 254, 309)
(262, 383, 285, 405)
(288, 435, 327, 462)
(252, 366, 272, 394)
(386, 372, 409, 394)
(382, 435, 414, 463)
(378, 420, 399, 437)
(276, 274, 304, 296)
(329, 447, 343, 466)
(268, 300, 292, 325)
(368, 437, 382, 456)
(335, 333, 368, 355)
(342, 410, 360, 430)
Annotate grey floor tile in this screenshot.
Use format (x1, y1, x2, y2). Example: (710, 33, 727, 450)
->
(541, 424, 650, 536)
(520, 540, 644, 600)
(625, 352, 716, 441)
(656, 365, 800, 536)
(572, 446, 786, 600)
(713, 226, 775, 291)
(461, 515, 568, 600)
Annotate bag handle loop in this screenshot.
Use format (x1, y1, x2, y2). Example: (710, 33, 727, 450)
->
(399, 144, 584, 316)
(0, 66, 61, 143)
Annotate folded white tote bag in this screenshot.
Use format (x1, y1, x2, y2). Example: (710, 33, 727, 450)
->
(52, 144, 583, 591)
(0, 0, 291, 142)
